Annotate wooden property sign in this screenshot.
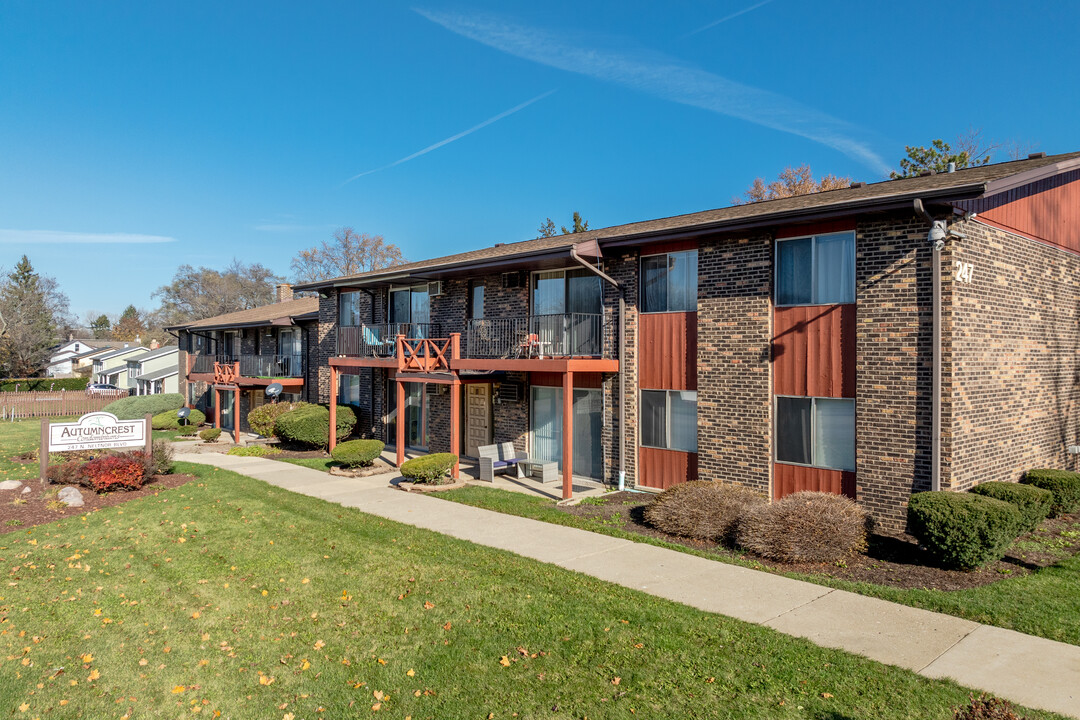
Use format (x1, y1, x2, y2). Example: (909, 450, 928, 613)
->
(39, 412, 152, 484)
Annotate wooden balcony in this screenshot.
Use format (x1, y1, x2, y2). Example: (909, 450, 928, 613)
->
(187, 353, 305, 387)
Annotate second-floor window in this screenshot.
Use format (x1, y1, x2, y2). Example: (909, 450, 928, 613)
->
(469, 282, 484, 320)
(390, 285, 430, 326)
(340, 291, 361, 327)
(128, 363, 138, 379)
(775, 231, 855, 306)
(641, 249, 697, 313)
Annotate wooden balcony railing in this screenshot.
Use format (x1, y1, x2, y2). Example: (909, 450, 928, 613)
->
(337, 323, 441, 357)
(190, 353, 226, 374)
(398, 336, 457, 373)
(465, 313, 613, 359)
(238, 354, 305, 378)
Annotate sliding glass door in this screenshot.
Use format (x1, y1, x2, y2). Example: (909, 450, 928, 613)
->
(387, 382, 428, 450)
(530, 385, 603, 479)
(390, 285, 431, 338)
(530, 269, 603, 355)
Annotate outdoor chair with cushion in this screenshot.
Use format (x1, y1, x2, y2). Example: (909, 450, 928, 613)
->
(362, 325, 394, 357)
(478, 442, 529, 482)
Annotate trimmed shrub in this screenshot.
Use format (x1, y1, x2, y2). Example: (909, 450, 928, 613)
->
(247, 401, 308, 438)
(80, 452, 147, 492)
(226, 445, 282, 457)
(144, 440, 174, 476)
(907, 491, 1022, 570)
(736, 491, 869, 564)
(152, 408, 206, 430)
(969, 482, 1052, 534)
(103, 393, 184, 420)
(177, 424, 198, 437)
(46, 460, 84, 485)
(400, 453, 457, 484)
(331, 439, 385, 468)
(273, 404, 357, 449)
(1021, 469, 1080, 517)
(643, 481, 766, 542)
(0, 377, 89, 392)
(200, 428, 222, 443)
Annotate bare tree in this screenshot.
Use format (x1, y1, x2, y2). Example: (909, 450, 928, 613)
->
(734, 165, 851, 205)
(291, 227, 405, 283)
(154, 260, 284, 327)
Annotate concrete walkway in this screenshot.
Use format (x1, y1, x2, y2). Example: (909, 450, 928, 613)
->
(176, 452, 1080, 718)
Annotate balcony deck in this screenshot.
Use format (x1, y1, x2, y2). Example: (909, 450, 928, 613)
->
(187, 354, 306, 387)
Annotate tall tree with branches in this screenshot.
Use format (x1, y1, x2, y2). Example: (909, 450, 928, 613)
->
(890, 128, 1000, 178)
(0, 256, 70, 377)
(734, 165, 851, 205)
(291, 227, 405, 283)
(154, 260, 284, 327)
(537, 212, 590, 238)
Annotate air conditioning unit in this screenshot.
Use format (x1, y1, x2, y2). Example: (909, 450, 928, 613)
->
(502, 271, 523, 289)
(428, 281, 443, 296)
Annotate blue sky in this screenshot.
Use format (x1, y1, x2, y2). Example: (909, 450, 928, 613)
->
(1, 1, 1077, 319)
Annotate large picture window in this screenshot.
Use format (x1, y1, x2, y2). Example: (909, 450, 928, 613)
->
(640, 389, 697, 452)
(775, 396, 855, 471)
(641, 250, 697, 313)
(775, 231, 855, 306)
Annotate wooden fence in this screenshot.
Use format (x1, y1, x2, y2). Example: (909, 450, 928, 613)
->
(0, 390, 129, 421)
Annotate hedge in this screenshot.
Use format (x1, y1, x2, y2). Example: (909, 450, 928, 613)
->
(152, 408, 206, 430)
(199, 427, 222, 442)
(103, 393, 185, 420)
(1021, 469, 1080, 517)
(400, 453, 457, 484)
(969, 481, 1053, 534)
(907, 491, 1022, 570)
(273, 404, 357, 449)
(248, 401, 308, 438)
(0, 377, 90, 392)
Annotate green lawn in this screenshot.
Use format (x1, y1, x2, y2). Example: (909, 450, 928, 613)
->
(0, 419, 53, 483)
(0, 463, 1058, 719)
(437, 486, 1080, 647)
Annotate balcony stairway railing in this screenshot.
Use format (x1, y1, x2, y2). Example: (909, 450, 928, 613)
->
(338, 323, 441, 357)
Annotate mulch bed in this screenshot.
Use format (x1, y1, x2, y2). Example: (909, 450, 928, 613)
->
(561, 492, 1080, 591)
(0, 474, 196, 535)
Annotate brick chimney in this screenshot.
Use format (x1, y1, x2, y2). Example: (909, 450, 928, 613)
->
(276, 284, 293, 303)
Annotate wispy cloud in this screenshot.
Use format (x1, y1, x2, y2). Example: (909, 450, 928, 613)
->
(416, 9, 888, 174)
(342, 89, 557, 185)
(684, 0, 774, 37)
(0, 229, 176, 244)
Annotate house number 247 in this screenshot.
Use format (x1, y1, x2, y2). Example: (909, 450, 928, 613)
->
(954, 261, 974, 284)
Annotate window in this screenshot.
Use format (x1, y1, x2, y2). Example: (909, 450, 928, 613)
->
(469, 282, 484, 320)
(339, 374, 361, 407)
(640, 389, 697, 452)
(641, 250, 697, 313)
(775, 231, 855, 306)
(389, 285, 430, 327)
(340, 291, 361, 327)
(775, 396, 855, 471)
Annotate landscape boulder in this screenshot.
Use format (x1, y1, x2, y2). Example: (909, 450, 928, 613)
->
(57, 486, 85, 507)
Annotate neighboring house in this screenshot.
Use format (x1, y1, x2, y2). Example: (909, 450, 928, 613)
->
(130, 345, 180, 395)
(170, 285, 318, 437)
(93, 346, 148, 390)
(46, 339, 130, 377)
(176, 151, 1080, 531)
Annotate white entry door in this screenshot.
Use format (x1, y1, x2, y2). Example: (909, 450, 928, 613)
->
(465, 384, 492, 457)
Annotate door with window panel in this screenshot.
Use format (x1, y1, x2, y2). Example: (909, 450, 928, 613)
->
(529, 385, 603, 480)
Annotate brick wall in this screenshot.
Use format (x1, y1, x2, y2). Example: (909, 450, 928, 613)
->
(605, 252, 638, 485)
(494, 371, 529, 453)
(696, 233, 773, 494)
(948, 218, 1080, 487)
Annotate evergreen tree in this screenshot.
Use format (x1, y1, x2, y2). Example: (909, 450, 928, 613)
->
(0, 256, 69, 377)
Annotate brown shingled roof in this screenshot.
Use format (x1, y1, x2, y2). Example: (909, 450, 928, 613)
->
(294, 151, 1080, 290)
(170, 297, 319, 331)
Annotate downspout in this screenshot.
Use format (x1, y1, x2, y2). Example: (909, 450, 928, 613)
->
(569, 245, 627, 490)
(914, 199, 947, 492)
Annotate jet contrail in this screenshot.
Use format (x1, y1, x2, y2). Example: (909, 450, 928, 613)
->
(684, 0, 775, 37)
(342, 89, 557, 185)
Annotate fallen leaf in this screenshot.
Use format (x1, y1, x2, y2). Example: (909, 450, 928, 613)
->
(284, 714, 295, 720)
(301, 660, 311, 671)
(191, 612, 201, 619)
(172, 685, 186, 694)
(87, 669, 100, 681)
(18, 703, 29, 712)
(442, 622, 452, 631)
(423, 601, 434, 610)
(372, 690, 384, 701)
(301, 579, 309, 584)
(371, 703, 381, 712)
(138, 659, 148, 666)
(822, 693, 834, 699)
(259, 675, 275, 686)
(377, 658, 386, 665)
(406, 669, 415, 677)
(81, 653, 93, 663)
(612, 677, 621, 686)
(499, 656, 510, 667)
(706, 677, 715, 683)
(314, 640, 325, 650)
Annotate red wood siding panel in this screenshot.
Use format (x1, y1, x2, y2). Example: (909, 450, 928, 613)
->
(529, 372, 603, 388)
(773, 304, 855, 398)
(773, 463, 856, 500)
(775, 219, 857, 240)
(639, 447, 699, 490)
(640, 312, 698, 390)
(956, 171, 1080, 254)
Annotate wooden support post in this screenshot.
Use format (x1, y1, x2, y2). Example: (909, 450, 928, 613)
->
(396, 335, 406, 372)
(214, 387, 221, 429)
(329, 364, 338, 451)
(449, 375, 461, 479)
(39, 418, 49, 486)
(562, 370, 574, 500)
(395, 380, 406, 467)
(144, 413, 153, 463)
(233, 386, 240, 445)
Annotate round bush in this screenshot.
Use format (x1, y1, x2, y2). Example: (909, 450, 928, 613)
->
(907, 491, 1022, 570)
(80, 452, 147, 493)
(102, 393, 184, 420)
(152, 408, 206, 430)
(247, 401, 308, 438)
(1021, 469, 1080, 517)
(200, 427, 222, 442)
(273, 404, 357, 449)
(643, 480, 766, 542)
(399, 453, 457, 484)
(736, 491, 869, 564)
(332, 439, 385, 468)
(177, 424, 198, 437)
(970, 481, 1053, 534)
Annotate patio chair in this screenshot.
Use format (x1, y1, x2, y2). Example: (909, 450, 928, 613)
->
(478, 442, 529, 482)
(362, 325, 394, 357)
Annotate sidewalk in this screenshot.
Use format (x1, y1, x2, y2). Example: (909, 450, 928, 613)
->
(176, 452, 1080, 718)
